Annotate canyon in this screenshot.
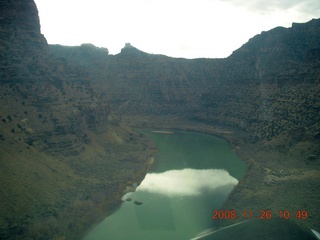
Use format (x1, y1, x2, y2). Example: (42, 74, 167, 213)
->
(1, 0, 320, 239)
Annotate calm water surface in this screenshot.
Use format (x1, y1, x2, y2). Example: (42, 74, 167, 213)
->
(84, 130, 246, 240)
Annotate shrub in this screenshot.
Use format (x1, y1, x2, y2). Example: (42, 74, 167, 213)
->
(25, 139, 33, 146)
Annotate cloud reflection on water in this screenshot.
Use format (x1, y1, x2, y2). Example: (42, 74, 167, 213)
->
(136, 168, 238, 196)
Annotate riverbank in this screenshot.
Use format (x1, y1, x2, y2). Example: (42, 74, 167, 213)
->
(123, 116, 320, 232)
(80, 145, 157, 240)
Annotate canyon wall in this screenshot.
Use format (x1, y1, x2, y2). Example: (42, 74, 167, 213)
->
(0, 0, 153, 239)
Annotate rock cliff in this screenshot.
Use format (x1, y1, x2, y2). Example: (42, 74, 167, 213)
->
(0, 0, 153, 239)
(51, 19, 320, 149)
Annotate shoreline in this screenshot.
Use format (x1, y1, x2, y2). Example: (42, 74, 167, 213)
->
(123, 116, 320, 232)
(83, 116, 319, 238)
(82, 150, 156, 239)
(151, 130, 175, 134)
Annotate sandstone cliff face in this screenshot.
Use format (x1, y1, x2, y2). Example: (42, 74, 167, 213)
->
(1, 0, 92, 155)
(0, 1, 153, 239)
(201, 19, 320, 147)
(51, 44, 224, 117)
(225, 19, 320, 82)
(0, 0, 48, 83)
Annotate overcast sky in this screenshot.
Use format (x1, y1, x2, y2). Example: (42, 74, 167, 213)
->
(34, 0, 320, 59)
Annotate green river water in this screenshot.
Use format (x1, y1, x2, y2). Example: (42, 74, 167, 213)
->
(84, 130, 246, 240)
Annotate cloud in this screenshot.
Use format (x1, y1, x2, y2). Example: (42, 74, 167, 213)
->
(136, 168, 238, 196)
(35, 0, 320, 58)
(217, 0, 320, 15)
